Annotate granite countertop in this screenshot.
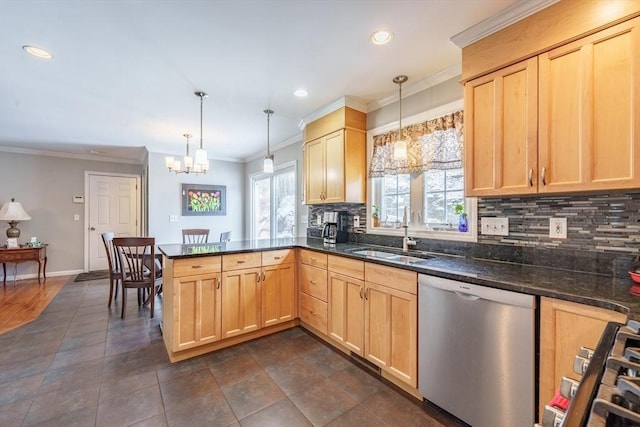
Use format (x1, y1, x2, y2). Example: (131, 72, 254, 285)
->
(158, 237, 640, 320)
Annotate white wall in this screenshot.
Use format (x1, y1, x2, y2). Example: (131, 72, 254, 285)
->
(147, 151, 245, 245)
(244, 141, 307, 238)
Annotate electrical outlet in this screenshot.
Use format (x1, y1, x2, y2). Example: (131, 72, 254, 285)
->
(169, 215, 177, 222)
(480, 217, 509, 236)
(353, 215, 360, 228)
(316, 214, 322, 226)
(549, 217, 567, 239)
(73, 214, 80, 221)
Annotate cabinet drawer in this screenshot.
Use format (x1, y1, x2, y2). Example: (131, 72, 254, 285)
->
(222, 252, 261, 271)
(173, 256, 221, 277)
(262, 249, 295, 266)
(300, 264, 328, 302)
(299, 292, 327, 334)
(300, 249, 328, 268)
(365, 263, 417, 294)
(328, 255, 364, 280)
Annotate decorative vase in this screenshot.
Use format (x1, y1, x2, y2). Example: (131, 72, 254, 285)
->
(458, 215, 468, 232)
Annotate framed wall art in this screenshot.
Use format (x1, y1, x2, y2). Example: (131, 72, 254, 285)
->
(181, 184, 227, 216)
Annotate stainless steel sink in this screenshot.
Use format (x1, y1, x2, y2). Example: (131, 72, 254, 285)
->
(350, 249, 433, 265)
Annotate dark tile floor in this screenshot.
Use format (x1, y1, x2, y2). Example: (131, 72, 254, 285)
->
(0, 278, 465, 426)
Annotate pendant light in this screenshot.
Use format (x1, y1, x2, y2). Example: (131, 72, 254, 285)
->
(393, 75, 408, 161)
(165, 91, 209, 174)
(194, 91, 209, 168)
(263, 109, 274, 174)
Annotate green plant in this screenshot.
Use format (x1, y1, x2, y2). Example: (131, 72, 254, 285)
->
(372, 205, 380, 219)
(454, 203, 467, 218)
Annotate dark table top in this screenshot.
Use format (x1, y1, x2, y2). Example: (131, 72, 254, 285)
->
(158, 237, 640, 320)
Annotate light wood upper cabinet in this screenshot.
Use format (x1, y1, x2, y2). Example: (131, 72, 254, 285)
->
(464, 16, 640, 197)
(539, 297, 626, 420)
(464, 57, 538, 196)
(303, 107, 366, 205)
(538, 17, 640, 193)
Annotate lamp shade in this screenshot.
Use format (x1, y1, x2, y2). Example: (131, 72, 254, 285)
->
(0, 199, 31, 221)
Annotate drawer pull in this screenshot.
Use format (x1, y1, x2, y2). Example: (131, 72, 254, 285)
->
(309, 280, 317, 285)
(274, 256, 282, 260)
(309, 257, 317, 261)
(310, 311, 317, 316)
(237, 260, 246, 264)
(191, 265, 205, 269)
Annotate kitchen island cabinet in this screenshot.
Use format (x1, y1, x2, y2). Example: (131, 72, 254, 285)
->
(298, 249, 328, 334)
(261, 249, 297, 327)
(328, 254, 365, 356)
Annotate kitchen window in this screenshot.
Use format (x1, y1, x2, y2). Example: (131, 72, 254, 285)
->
(367, 100, 477, 242)
(250, 162, 297, 240)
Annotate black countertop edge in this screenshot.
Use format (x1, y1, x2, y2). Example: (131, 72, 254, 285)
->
(158, 238, 640, 320)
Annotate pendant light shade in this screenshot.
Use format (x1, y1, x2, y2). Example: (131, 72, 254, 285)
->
(263, 109, 274, 173)
(393, 75, 408, 161)
(165, 91, 208, 175)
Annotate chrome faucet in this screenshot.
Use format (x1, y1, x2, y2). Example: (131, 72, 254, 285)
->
(401, 206, 416, 252)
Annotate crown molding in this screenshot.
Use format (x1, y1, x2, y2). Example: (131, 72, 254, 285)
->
(243, 133, 303, 163)
(365, 63, 461, 112)
(450, 0, 559, 48)
(0, 145, 141, 165)
(298, 96, 368, 131)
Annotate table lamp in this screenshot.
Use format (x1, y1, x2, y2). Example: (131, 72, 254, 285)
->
(0, 198, 31, 238)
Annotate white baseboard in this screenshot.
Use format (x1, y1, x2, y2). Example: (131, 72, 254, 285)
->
(2, 269, 84, 282)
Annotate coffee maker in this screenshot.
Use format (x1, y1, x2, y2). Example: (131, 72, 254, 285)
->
(322, 211, 348, 245)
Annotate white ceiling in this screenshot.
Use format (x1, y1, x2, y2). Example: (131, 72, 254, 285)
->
(0, 0, 526, 164)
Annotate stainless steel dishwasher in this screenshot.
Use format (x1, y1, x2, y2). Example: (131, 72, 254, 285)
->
(418, 274, 535, 427)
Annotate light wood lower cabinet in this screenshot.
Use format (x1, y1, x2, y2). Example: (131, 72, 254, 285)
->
(328, 255, 365, 356)
(221, 267, 262, 339)
(539, 297, 627, 419)
(298, 249, 328, 334)
(364, 263, 418, 388)
(262, 262, 296, 327)
(165, 256, 222, 352)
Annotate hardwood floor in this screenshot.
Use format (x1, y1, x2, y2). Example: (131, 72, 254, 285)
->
(0, 275, 70, 334)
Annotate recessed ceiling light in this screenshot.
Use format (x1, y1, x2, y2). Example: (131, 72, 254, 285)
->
(89, 150, 102, 155)
(370, 30, 393, 45)
(23, 45, 53, 59)
(294, 89, 308, 97)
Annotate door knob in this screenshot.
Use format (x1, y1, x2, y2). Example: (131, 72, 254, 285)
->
(90, 227, 96, 231)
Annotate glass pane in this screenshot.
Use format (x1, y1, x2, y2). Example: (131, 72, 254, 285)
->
(274, 170, 296, 238)
(446, 168, 464, 191)
(425, 170, 445, 191)
(253, 177, 271, 239)
(425, 193, 446, 224)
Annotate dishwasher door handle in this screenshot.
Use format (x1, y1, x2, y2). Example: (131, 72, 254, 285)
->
(455, 291, 480, 301)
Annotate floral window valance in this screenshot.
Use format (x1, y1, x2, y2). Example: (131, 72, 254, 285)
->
(368, 110, 464, 177)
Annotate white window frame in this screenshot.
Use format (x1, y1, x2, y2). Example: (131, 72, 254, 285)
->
(366, 99, 477, 242)
(249, 160, 297, 240)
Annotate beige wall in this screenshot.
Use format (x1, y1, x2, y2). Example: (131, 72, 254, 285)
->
(0, 150, 142, 277)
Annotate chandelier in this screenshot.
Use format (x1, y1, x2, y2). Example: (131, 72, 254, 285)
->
(166, 91, 209, 174)
(393, 75, 408, 161)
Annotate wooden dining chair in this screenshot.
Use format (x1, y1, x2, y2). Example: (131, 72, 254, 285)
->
(182, 228, 210, 244)
(219, 231, 231, 242)
(112, 237, 160, 319)
(101, 232, 121, 308)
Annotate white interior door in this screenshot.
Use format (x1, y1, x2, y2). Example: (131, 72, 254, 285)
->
(87, 173, 140, 271)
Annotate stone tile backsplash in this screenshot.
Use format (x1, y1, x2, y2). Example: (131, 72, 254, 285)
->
(306, 192, 640, 276)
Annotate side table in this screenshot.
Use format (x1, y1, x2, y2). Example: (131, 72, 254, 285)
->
(0, 245, 48, 285)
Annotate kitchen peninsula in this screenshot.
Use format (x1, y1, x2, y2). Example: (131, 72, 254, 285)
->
(159, 237, 640, 407)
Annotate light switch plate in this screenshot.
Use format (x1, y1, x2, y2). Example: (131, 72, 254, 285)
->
(481, 217, 509, 236)
(169, 215, 177, 222)
(353, 215, 360, 228)
(549, 217, 567, 239)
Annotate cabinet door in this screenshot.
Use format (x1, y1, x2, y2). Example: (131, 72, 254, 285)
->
(262, 263, 296, 327)
(221, 267, 262, 338)
(464, 57, 538, 196)
(364, 282, 417, 387)
(304, 137, 326, 204)
(539, 18, 640, 193)
(323, 130, 345, 203)
(539, 297, 626, 419)
(173, 273, 221, 351)
(328, 272, 364, 355)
